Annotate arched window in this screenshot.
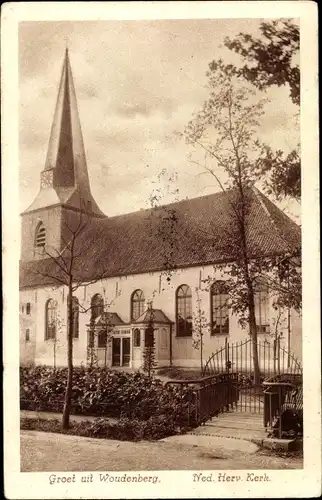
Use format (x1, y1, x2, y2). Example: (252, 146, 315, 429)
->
(254, 280, 270, 334)
(72, 297, 79, 339)
(133, 328, 141, 347)
(35, 223, 46, 249)
(211, 281, 229, 335)
(45, 299, 57, 340)
(91, 294, 104, 321)
(131, 290, 145, 321)
(176, 285, 192, 337)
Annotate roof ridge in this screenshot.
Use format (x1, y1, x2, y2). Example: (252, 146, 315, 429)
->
(105, 188, 237, 222)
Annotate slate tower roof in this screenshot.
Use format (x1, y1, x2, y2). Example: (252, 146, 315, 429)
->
(23, 48, 104, 217)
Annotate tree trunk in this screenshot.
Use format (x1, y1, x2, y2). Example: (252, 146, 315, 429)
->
(248, 293, 261, 384)
(200, 334, 203, 375)
(235, 186, 261, 385)
(62, 283, 73, 429)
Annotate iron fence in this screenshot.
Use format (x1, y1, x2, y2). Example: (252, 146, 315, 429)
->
(263, 374, 303, 439)
(165, 373, 239, 427)
(203, 337, 302, 379)
(202, 337, 302, 414)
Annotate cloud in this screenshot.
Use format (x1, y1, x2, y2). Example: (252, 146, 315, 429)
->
(19, 19, 300, 222)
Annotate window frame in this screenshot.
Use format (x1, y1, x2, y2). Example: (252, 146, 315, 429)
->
(176, 284, 193, 337)
(45, 299, 57, 341)
(91, 294, 104, 321)
(254, 281, 270, 334)
(25, 328, 30, 342)
(210, 281, 229, 335)
(131, 289, 145, 321)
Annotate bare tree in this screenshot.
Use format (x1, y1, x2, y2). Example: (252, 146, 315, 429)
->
(185, 63, 300, 383)
(192, 289, 210, 374)
(21, 200, 110, 429)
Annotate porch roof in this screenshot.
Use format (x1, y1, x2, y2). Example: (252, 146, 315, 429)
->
(134, 308, 173, 325)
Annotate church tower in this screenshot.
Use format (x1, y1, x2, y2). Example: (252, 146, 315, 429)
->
(21, 49, 105, 261)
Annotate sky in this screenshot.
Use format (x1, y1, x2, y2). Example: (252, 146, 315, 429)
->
(19, 19, 300, 221)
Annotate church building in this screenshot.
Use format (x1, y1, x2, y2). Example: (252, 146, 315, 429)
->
(19, 49, 302, 370)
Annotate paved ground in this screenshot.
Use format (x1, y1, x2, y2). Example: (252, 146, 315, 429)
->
(21, 431, 303, 472)
(21, 410, 116, 423)
(191, 412, 267, 441)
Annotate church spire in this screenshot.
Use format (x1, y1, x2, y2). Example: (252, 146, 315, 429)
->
(24, 49, 105, 217)
(45, 47, 87, 188)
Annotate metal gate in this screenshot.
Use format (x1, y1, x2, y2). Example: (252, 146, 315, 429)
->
(202, 337, 302, 414)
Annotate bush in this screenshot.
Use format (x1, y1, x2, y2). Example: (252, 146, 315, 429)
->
(20, 366, 196, 428)
(20, 415, 182, 441)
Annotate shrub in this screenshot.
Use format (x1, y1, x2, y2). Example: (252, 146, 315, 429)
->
(20, 366, 196, 428)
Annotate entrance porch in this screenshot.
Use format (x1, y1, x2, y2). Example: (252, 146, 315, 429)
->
(87, 308, 173, 370)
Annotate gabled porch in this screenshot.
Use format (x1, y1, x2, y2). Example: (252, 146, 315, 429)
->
(87, 307, 173, 370)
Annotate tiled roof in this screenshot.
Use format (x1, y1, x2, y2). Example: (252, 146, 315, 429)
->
(20, 188, 301, 289)
(134, 309, 173, 325)
(93, 312, 125, 326)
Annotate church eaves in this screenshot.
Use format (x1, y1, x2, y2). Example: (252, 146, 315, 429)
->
(20, 188, 301, 290)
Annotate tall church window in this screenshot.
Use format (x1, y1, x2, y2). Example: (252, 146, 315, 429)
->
(254, 280, 270, 334)
(35, 223, 46, 249)
(45, 299, 57, 340)
(211, 281, 229, 335)
(176, 285, 192, 337)
(91, 294, 104, 321)
(71, 297, 79, 339)
(131, 290, 145, 321)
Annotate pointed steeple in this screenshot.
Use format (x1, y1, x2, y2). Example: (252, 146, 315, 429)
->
(24, 49, 105, 217)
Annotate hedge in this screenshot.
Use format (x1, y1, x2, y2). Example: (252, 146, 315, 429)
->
(21, 415, 182, 441)
(20, 366, 197, 427)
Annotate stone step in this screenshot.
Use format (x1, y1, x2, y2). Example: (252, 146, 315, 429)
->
(191, 426, 267, 441)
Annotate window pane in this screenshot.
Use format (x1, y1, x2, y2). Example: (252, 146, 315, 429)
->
(46, 299, 56, 340)
(131, 290, 145, 320)
(91, 294, 104, 320)
(211, 283, 229, 335)
(176, 285, 192, 336)
(254, 284, 269, 333)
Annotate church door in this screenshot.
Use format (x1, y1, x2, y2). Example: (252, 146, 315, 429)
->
(112, 337, 131, 367)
